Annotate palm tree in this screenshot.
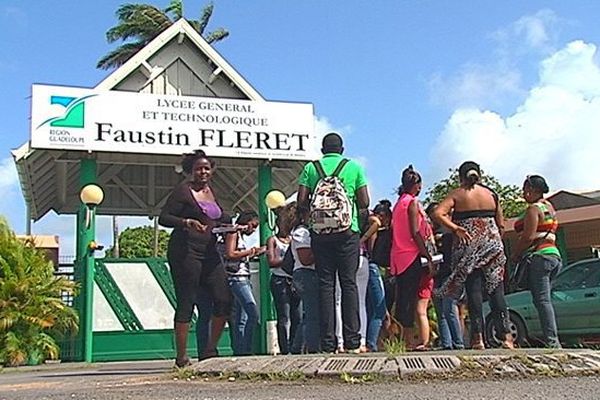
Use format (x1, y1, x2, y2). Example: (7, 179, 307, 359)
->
(97, 0, 229, 70)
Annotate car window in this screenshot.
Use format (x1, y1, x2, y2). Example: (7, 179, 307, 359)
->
(553, 262, 590, 291)
(584, 261, 600, 288)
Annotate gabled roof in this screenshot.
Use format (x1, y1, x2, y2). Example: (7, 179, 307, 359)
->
(548, 190, 600, 211)
(95, 18, 264, 100)
(14, 19, 306, 221)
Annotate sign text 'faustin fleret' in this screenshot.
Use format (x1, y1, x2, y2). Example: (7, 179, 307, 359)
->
(30, 84, 316, 160)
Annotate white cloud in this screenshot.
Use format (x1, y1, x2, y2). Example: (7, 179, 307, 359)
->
(430, 9, 564, 110)
(0, 157, 18, 190)
(431, 40, 600, 192)
(429, 64, 523, 109)
(512, 9, 560, 51)
(313, 115, 352, 141)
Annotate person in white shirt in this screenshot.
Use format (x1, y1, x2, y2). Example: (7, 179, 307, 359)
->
(291, 205, 320, 353)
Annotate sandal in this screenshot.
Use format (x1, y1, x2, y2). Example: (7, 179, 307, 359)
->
(413, 344, 429, 352)
(199, 349, 218, 361)
(174, 356, 192, 368)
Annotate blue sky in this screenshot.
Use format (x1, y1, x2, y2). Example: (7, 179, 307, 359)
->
(2, 1, 600, 256)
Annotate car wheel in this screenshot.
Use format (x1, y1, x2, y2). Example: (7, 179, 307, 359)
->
(485, 311, 527, 348)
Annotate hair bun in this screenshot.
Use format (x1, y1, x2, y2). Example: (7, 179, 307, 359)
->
(466, 169, 479, 178)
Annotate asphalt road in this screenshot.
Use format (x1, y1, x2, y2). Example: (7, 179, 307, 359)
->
(1, 370, 600, 400)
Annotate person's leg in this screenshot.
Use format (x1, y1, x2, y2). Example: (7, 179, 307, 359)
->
(356, 255, 370, 350)
(202, 255, 232, 359)
(227, 283, 243, 355)
(336, 233, 361, 351)
(528, 255, 561, 348)
(195, 292, 213, 358)
(442, 297, 464, 349)
(271, 275, 292, 354)
(335, 277, 344, 351)
(415, 297, 430, 349)
(289, 280, 303, 353)
(434, 296, 452, 349)
(465, 269, 484, 349)
(394, 259, 421, 348)
(312, 235, 338, 353)
(293, 268, 321, 353)
(169, 247, 201, 366)
(488, 280, 514, 349)
(230, 278, 258, 355)
(367, 262, 387, 352)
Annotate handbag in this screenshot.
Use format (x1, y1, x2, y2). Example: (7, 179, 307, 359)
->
(509, 254, 532, 291)
(509, 228, 552, 291)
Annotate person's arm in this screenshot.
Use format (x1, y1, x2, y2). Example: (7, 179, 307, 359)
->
(158, 185, 187, 228)
(266, 236, 282, 268)
(297, 185, 311, 211)
(297, 163, 312, 211)
(360, 215, 380, 250)
(355, 163, 370, 232)
(408, 200, 436, 275)
(511, 205, 540, 262)
(494, 195, 505, 237)
(225, 233, 259, 260)
(433, 191, 472, 244)
(408, 200, 432, 261)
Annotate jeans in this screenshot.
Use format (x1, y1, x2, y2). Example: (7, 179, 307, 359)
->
(293, 268, 321, 353)
(433, 296, 464, 349)
(228, 276, 259, 355)
(366, 262, 387, 351)
(528, 254, 561, 348)
(312, 231, 361, 352)
(336, 255, 369, 348)
(270, 275, 302, 354)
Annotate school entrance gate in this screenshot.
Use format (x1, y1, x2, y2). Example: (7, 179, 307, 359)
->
(13, 19, 316, 362)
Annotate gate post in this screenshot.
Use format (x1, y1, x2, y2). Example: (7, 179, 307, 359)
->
(75, 158, 98, 362)
(257, 163, 275, 354)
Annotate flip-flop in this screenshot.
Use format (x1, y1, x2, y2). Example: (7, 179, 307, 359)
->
(174, 356, 192, 368)
(413, 344, 429, 352)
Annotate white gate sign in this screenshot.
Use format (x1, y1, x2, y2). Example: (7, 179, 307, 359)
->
(30, 84, 317, 160)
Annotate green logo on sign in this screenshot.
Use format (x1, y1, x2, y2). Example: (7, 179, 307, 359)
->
(38, 94, 96, 129)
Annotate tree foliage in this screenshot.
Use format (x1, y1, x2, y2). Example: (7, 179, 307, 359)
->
(424, 169, 527, 218)
(0, 216, 78, 366)
(109, 225, 169, 258)
(97, 0, 229, 69)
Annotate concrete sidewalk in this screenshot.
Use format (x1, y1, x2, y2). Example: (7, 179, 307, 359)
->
(193, 349, 600, 379)
(2, 349, 600, 382)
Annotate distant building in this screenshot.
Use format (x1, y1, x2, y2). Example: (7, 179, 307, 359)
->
(16, 234, 59, 268)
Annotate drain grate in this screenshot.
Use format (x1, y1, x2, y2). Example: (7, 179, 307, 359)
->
(355, 358, 378, 371)
(432, 357, 456, 370)
(402, 357, 426, 370)
(323, 358, 350, 371)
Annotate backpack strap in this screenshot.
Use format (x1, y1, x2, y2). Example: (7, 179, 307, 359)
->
(312, 161, 326, 180)
(331, 158, 349, 177)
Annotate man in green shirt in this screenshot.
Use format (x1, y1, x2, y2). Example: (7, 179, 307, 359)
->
(297, 132, 370, 353)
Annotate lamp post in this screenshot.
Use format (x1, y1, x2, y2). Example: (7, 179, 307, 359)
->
(261, 189, 286, 354)
(79, 183, 104, 362)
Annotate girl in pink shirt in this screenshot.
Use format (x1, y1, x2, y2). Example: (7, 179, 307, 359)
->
(390, 165, 435, 350)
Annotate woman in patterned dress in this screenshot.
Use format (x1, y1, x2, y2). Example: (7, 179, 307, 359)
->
(433, 161, 514, 350)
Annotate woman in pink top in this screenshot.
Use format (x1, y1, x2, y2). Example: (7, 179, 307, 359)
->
(390, 165, 435, 350)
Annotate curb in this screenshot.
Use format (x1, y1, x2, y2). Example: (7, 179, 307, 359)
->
(192, 350, 600, 381)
